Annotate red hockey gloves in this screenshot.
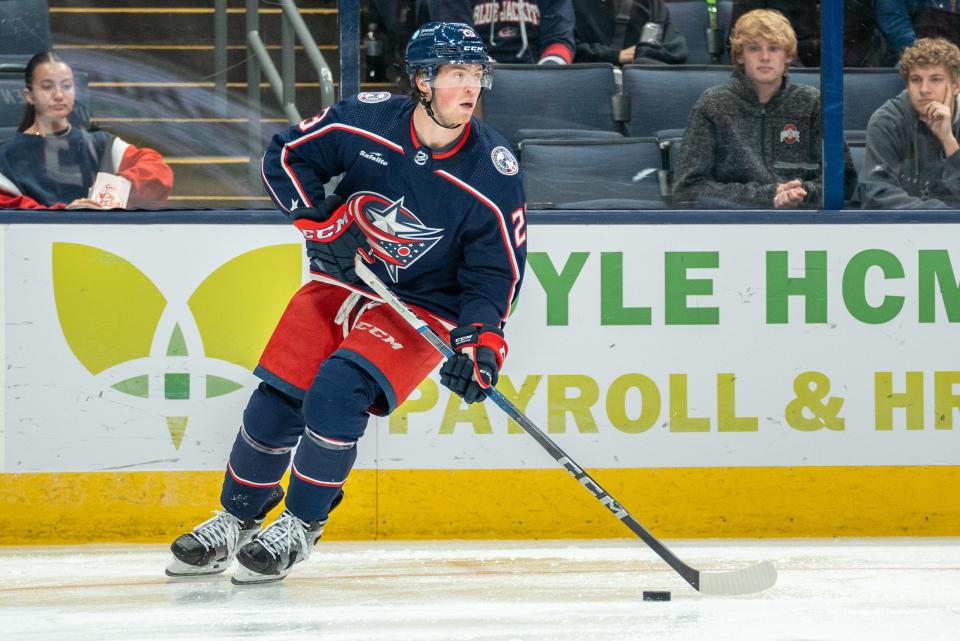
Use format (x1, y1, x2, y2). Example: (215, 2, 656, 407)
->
(439, 325, 508, 404)
(293, 195, 372, 283)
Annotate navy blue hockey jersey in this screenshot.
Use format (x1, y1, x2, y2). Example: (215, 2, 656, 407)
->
(262, 92, 527, 329)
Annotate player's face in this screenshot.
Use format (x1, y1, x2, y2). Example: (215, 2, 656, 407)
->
(429, 64, 483, 125)
(24, 62, 76, 122)
(737, 38, 792, 87)
(906, 64, 960, 116)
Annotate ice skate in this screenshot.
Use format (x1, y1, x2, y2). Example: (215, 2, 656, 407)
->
(232, 510, 326, 584)
(166, 486, 284, 577)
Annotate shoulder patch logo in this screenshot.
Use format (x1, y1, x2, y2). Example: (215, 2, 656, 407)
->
(491, 146, 519, 176)
(358, 91, 392, 104)
(780, 123, 800, 145)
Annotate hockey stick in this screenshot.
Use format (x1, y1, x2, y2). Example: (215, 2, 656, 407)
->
(355, 258, 777, 596)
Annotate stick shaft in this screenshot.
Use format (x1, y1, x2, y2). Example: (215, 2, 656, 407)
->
(355, 260, 701, 590)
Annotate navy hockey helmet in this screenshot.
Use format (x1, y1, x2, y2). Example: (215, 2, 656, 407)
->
(405, 22, 493, 90)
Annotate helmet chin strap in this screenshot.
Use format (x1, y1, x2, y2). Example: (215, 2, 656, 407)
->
(418, 93, 462, 130)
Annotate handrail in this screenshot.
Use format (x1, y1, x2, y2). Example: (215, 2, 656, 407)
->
(213, 0, 228, 116)
(247, 30, 302, 123)
(280, 0, 336, 108)
(243, 0, 337, 190)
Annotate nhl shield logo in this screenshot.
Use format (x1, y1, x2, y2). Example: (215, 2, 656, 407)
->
(414, 149, 429, 166)
(780, 123, 800, 145)
(348, 192, 444, 282)
(491, 146, 519, 176)
(358, 91, 391, 104)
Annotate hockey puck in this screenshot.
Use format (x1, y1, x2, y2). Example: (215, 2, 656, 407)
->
(643, 590, 671, 601)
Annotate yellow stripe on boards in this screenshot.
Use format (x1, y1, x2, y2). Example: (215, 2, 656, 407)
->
(1, 467, 958, 544)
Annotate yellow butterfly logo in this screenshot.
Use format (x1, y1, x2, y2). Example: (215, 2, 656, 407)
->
(51, 242, 301, 448)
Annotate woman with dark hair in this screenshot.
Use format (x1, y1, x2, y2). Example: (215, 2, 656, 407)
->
(0, 51, 173, 209)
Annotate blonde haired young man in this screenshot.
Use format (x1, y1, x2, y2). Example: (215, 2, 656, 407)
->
(859, 37, 960, 208)
(673, 9, 856, 208)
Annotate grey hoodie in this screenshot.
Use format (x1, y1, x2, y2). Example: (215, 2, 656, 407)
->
(673, 70, 857, 208)
(858, 90, 960, 209)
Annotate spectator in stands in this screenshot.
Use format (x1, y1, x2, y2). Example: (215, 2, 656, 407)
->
(731, 1, 897, 67)
(673, 9, 857, 209)
(427, 0, 575, 64)
(876, 1, 960, 55)
(0, 51, 173, 209)
(858, 37, 960, 208)
(572, 0, 687, 65)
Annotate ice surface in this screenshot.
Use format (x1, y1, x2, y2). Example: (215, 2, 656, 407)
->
(1, 538, 958, 641)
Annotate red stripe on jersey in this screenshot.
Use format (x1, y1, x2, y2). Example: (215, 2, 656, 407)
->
(280, 146, 314, 208)
(433, 121, 472, 159)
(433, 170, 521, 322)
(272, 123, 405, 212)
(408, 117, 471, 159)
(227, 462, 282, 488)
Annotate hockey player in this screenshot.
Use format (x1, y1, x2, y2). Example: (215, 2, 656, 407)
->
(166, 22, 527, 584)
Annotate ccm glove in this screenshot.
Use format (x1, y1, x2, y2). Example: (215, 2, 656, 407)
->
(293, 195, 372, 283)
(439, 325, 507, 404)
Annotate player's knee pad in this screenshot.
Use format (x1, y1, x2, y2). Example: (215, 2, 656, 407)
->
(242, 381, 305, 449)
(301, 356, 379, 442)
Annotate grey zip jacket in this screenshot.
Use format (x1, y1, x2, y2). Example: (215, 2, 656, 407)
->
(858, 91, 960, 209)
(673, 70, 856, 208)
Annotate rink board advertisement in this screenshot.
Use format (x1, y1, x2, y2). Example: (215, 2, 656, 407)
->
(2, 222, 959, 540)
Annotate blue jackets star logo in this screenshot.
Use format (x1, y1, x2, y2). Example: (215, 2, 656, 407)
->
(348, 192, 444, 282)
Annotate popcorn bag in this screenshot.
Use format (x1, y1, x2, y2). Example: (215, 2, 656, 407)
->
(88, 172, 132, 209)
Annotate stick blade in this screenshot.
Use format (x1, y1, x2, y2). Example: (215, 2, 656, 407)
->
(697, 561, 777, 596)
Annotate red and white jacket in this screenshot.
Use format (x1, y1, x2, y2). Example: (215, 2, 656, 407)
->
(0, 128, 173, 209)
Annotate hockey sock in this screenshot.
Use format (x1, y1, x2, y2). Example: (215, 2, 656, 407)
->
(286, 357, 379, 521)
(220, 425, 292, 520)
(286, 427, 358, 521)
(221, 383, 305, 520)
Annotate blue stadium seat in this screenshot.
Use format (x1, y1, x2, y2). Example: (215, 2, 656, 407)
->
(0, 0, 51, 66)
(668, 0, 732, 65)
(622, 65, 730, 136)
(789, 67, 820, 90)
(482, 63, 622, 149)
(844, 68, 903, 131)
(848, 142, 867, 176)
(520, 138, 666, 209)
(0, 68, 27, 144)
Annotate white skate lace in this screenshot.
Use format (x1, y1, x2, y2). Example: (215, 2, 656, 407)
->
(258, 512, 310, 561)
(191, 511, 242, 555)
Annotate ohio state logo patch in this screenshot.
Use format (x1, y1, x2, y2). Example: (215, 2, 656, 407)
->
(348, 192, 444, 283)
(780, 123, 800, 145)
(491, 146, 519, 176)
(358, 91, 391, 104)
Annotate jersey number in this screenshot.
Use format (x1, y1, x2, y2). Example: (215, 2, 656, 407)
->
(510, 207, 527, 247)
(298, 108, 329, 132)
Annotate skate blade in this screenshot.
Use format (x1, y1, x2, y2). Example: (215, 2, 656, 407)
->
(231, 564, 289, 585)
(165, 556, 231, 578)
